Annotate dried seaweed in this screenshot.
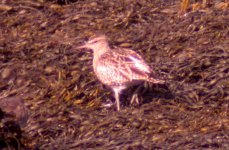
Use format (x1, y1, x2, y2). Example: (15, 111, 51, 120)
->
(0, 0, 228, 149)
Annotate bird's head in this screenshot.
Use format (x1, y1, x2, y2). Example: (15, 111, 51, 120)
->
(77, 34, 110, 52)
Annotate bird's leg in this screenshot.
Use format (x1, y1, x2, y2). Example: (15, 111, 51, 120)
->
(130, 93, 139, 105)
(130, 84, 143, 105)
(113, 88, 121, 111)
(130, 82, 150, 105)
(143, 81, 150, 93)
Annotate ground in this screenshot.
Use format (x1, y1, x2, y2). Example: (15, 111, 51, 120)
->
(0, 0, 228, 149)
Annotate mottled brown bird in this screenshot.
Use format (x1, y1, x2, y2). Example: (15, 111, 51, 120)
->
(77, 34, 164, 111)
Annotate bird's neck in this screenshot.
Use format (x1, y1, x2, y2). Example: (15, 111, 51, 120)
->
(93, 44, 110, 59)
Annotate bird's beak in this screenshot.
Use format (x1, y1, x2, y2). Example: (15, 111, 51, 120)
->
(76, 44, 87, 49)
(76, 41, 91, 49)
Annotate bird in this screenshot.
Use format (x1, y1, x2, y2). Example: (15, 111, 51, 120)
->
(77, 34, 164, 111)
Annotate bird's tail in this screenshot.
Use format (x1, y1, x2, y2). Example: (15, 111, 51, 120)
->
(148, 77, 165, 84)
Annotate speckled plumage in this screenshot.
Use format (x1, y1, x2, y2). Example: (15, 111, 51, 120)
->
(77, 34, 164, 111)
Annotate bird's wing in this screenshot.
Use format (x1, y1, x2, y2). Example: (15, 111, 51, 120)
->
(119, 48, 165, 84)
(116, 48, 152, 74)
(95, 48, 152, 86)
